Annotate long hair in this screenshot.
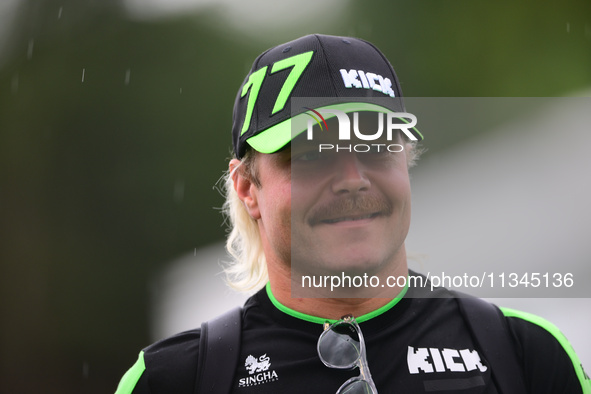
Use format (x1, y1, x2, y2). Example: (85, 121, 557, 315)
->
(221, 141, 422, 293)
(221, 150, 268, 293)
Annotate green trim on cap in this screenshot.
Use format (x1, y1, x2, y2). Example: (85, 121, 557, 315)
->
(246, 102, 423, 154)
(265, 280, 409, 325)
(115, 351, 146, 394)
(501, 307, 591, 393)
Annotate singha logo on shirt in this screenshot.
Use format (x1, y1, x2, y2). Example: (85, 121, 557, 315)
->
(245, 354, 271, 374)
(238, 354, 279, 388)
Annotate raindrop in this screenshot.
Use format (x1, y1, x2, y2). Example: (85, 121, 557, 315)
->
(180, 87, 183, 94)
(125, 68, 131, 85)
(566, 22, 570, 33)
(58, 6, 63, 19)
(27, 39, 34, 60)
(11, 74, 18, 94)
(174, 180, 185, 203)
(81, 68, 85, 82)
(82, 362, 89, 378)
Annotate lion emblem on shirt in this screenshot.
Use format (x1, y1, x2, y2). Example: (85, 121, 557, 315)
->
(245, 354, 271, 375)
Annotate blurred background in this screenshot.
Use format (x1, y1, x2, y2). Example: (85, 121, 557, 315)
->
(1, 0, 590, 392)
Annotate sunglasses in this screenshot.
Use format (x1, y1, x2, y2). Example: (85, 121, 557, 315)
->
(317, 315, 378, 394)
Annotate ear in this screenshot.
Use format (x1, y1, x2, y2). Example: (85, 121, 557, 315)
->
(230, 158, 261, 220)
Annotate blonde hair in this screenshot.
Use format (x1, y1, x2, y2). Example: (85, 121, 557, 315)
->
(222, 151, 268, 293)
(222, 141, 422, 293)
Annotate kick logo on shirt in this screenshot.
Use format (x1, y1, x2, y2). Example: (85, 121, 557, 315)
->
(407, 346, 488, 374)
(238, 353, 279, 388)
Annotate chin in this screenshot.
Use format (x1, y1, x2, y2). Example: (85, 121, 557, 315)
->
(333, 261, 384, 275)
(315, 255, 386, 276)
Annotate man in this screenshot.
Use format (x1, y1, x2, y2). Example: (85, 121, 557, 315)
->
(116, 34, 590, 393)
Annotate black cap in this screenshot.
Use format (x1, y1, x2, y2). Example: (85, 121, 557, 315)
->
(231, 34, 422, 159)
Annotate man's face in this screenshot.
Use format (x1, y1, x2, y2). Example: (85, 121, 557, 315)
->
(247, 130, 412, 281)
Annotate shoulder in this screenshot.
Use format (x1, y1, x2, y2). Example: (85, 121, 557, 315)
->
(143, 327, 202, 364)
(115, 328, 202, 394)
(115, 303, 250, 394)
(500, 307, 590, 394)
(143, 328, 202, 393)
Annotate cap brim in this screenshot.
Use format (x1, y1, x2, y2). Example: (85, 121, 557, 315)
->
(246, 102, 423, 154)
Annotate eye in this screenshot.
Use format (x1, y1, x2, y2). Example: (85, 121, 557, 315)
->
(355, 144, 403, 166)
(368, 144, 384, 154)
(293, 150, 323, 162)
(363, 144, 391, 156)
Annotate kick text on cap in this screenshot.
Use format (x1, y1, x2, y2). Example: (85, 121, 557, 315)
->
(340, 69, 395, 97)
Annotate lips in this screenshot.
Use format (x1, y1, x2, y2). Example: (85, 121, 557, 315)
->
(321, 212, 381, 224)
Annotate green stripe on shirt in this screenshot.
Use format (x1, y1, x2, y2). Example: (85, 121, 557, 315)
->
(115, 351, 145, 394)
(501, 307, 591, 394)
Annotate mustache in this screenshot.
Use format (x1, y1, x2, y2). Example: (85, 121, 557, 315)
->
(307, 194, 393, 225)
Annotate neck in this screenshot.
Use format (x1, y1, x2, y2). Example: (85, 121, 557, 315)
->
(266, 252, 409, 321)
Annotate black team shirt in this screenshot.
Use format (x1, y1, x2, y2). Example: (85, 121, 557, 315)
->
(121, 274, 589, 393)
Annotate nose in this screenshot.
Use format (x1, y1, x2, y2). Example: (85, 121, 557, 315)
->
(330, 153, 371, 195)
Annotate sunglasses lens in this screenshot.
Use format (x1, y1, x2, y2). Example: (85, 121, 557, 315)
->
(318, 322, 361, 368)
(338, 379, 375, 394)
